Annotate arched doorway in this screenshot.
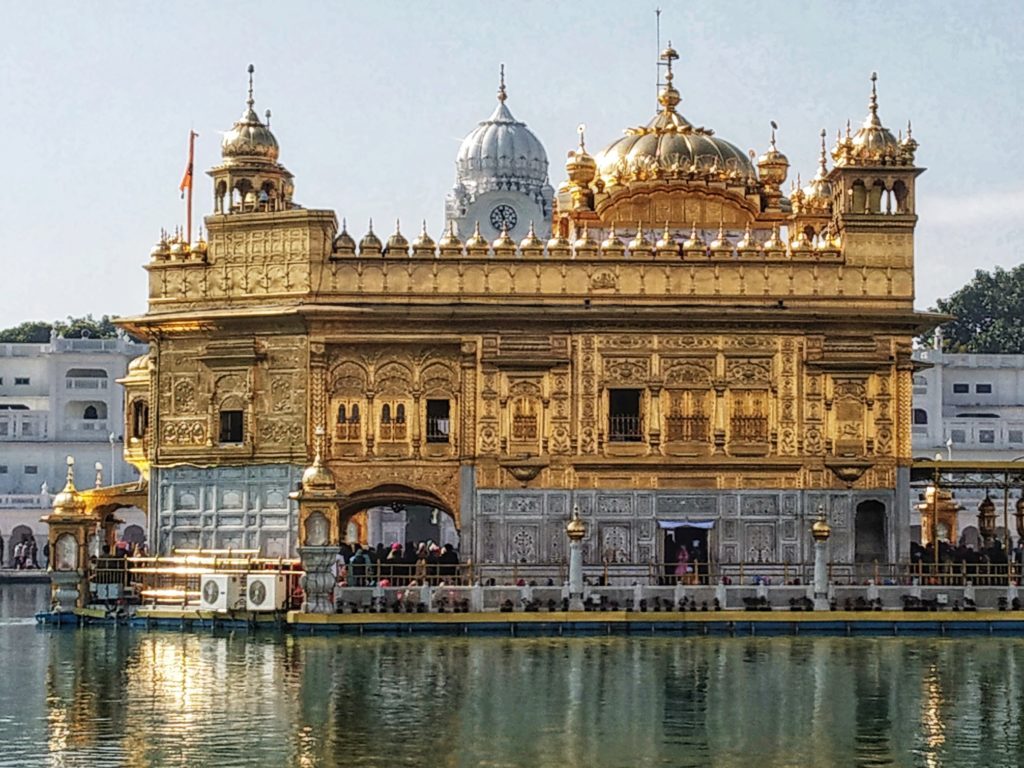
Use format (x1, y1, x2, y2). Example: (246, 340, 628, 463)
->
(335, 485, 461, 585)
(854, 500, 887, 564)
(8, 525, 36, 568)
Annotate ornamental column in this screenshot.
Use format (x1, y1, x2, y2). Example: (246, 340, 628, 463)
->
(811, 506, 832, 611)
(289, 427, 344, 614)
(566, 504, 586, 611)
(41, 457, 93, 613)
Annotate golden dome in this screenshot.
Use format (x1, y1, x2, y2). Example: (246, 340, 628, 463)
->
(566, 505, 586, 541)
(655, 223, 679, 258)
(595, 46, 756, 190)
(51, 457, 86, 515)
(412, 221, 436, 257)
(565, 126, 597, 186)
(832, 73, 915, 167)
(128, 353, 150, 375)
(789, 228, 813, 255)
(519, 221, 545, 255)
(757, 123, 789, 187)
(438, 220, 464, 256)
(492, 223, 517, 255)
(763, 223, 786, 254)
(385, 220, 409, 256)
(359, 221, 383, 256)
(710, 224, 733, 255)
(547, 230, 572, 257)
(466, 221, 490, 254)
(301, 454, 335, 492)
(799, 130, 832, 214)
(811, 515, 832, 542)
(600, 225, 625, 256)
(628, 222, 654, 258)
(736, 223, 759, 256)
(221, 65, 280, 163)
(150, 231, 170, 260)
(573, 224, 598, 254)
(682, 224, 704, 250)
(333, 220, 357, 256)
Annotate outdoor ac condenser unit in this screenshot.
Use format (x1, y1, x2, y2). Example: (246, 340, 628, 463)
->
(199, 573, 242, 612)
(245, 574, 288, 611)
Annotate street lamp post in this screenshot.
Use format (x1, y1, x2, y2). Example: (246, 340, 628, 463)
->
(108, 433, 116, 486)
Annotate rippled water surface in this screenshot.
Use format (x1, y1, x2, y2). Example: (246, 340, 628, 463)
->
(1, 585, 1023, 767)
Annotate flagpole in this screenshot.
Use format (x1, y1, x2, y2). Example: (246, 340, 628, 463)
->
(180, 130, 197, 246)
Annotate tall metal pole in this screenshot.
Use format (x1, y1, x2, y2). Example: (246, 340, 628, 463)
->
(109, 432, 116, 486)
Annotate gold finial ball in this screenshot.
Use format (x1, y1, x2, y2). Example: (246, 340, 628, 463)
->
(811, 507, 831, 542)
(566, 505, 586, 541)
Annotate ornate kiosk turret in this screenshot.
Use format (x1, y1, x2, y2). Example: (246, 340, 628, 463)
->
(42, 458, 91, 612)
(289, 427, 344, 613)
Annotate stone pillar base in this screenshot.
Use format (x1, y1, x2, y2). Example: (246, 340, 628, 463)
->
(298, 546, 337, 614)
(50, 570, 83, 613)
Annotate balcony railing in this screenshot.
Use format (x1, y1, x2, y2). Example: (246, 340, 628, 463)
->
(66, 378, 109, 390)
(335, 422, 361, 442)
(665, 414, 709, 442)
(378, 421, 408, 442)
(512, 414, 538, 441)
(66, 419, 108, 432)
(0, 413, 49, 440)
(426, 417, 450, 443)
(0, 493, 52, 509)
(730, 415, 768, 442)
(608, 414, 643, 442)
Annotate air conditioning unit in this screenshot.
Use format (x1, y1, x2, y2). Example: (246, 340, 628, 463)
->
(200, 574, 242, 612)
(246, 573, 288, 611)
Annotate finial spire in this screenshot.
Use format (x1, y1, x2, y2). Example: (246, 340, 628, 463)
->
(265, 108, 271, 128)
(246, 63, 255, 111)
(313, 425, 325, 464)
(817, 128, 828, 175)
(63, 455, 76, 492)
(577, 123, 587, 152)
(866, 71, 881, 127)
(770, 120, 778, 151)
(497, 63, 507, 103)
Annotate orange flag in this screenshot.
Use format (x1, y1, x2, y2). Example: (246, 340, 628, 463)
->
(179, 130, 197, 199)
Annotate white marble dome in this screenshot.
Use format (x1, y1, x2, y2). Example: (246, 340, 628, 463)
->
(455, 100, 549, 190)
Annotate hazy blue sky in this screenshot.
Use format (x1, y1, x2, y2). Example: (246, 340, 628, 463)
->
(1, 1, 1021, 327)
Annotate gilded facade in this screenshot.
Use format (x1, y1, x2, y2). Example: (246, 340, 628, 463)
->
(118, 54, 936, 568)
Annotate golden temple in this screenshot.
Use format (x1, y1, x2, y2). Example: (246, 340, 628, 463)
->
(44, 46, 940, 608)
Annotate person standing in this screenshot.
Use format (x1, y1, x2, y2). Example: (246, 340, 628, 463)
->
(0, 531, 5, 568)
(29, 538, 39, 569)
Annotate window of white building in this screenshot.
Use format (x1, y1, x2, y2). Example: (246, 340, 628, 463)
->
(24, 465, 37, 474)
(979, 429, 995, 444)
(14, 377, 29, 386)
(976, 383, 993, 394)
(1009, 430, 1023, 444)
(912, 408, 928, 425)
(950, 429, 966, 443)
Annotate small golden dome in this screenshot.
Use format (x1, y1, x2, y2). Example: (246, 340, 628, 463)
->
(757, 123, 789, 187)
(566, 505, 587, 541)
(168, 240, 187, 259)
(573, 224, 598, 254)
(629, 222, 654, 258)
(359, 221, 383, 256)
(682, 224, 705, 251)
(150, 231, 170, 260)
(438, 220, 464, 256)
(547, 230, 572, 257)
(301, 453, 335, 492)
(333, 219, 357, 256)
(600, 225, 625, 256)
(466, 222, 490, 254)
(799, 130, 832, 214)
(710, 224, 733, 255)
(220, 65, 280, 163)
(811, 515, 832, 542)
(51, 457, 86, 515)
(519, 221, 545, 255)
(492, 223, 517, 255)
(789, 228, 814, 255)
(385, 220, 409, 256)
(654, 223, 679, 258)
(412, 221, 436, 257)
(127, 353, 150, 375)
(566, 126, 597, 187)
(736, 223, 759, 256)
(832, 73, 912, 167)
(763, 223, 786, 254)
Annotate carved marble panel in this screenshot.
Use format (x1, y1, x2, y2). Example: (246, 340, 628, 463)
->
(740, 495, 779, 516)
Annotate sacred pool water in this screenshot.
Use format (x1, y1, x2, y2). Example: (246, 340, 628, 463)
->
(1, 585, 1022, 767)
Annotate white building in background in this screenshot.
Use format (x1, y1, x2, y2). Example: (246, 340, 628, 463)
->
(911, 347, 1024, 544)
(0, 332, 147, 565)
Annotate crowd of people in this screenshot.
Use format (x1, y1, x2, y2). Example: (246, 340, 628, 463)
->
(335, 541, 461, 587)
(910, 538, 1024, 582)
(0, 532, 43, 569)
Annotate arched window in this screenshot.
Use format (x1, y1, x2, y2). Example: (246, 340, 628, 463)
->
(350, 404, 360, 423)
(913, 408, 928, 425)
(396, 404, 406, 424)
(83, 405, 98, 420)
(131, 400, 149, 439)
(337, 404, 346, 423)
(381, 404, 391, 424)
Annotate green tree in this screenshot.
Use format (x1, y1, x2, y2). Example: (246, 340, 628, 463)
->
(0, 320, 54, 343)
(931, 264, 1024, 353)
(0, 314, 123, 342)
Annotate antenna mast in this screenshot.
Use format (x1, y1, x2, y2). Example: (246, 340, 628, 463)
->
(655, 7, 662, 110)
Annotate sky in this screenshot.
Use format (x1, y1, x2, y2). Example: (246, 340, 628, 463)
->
(1, 0, 1022, 328)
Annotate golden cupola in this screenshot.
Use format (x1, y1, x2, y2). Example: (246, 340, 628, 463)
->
(221, 65, 280, 163)
(832, 73, 916, 167)
(796, 130, 832, 215)
(594, 45, 757, 191)
(208, 64, 295, 214)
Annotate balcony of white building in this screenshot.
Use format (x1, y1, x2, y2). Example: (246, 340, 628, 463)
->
(0, 408, 49, 441)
